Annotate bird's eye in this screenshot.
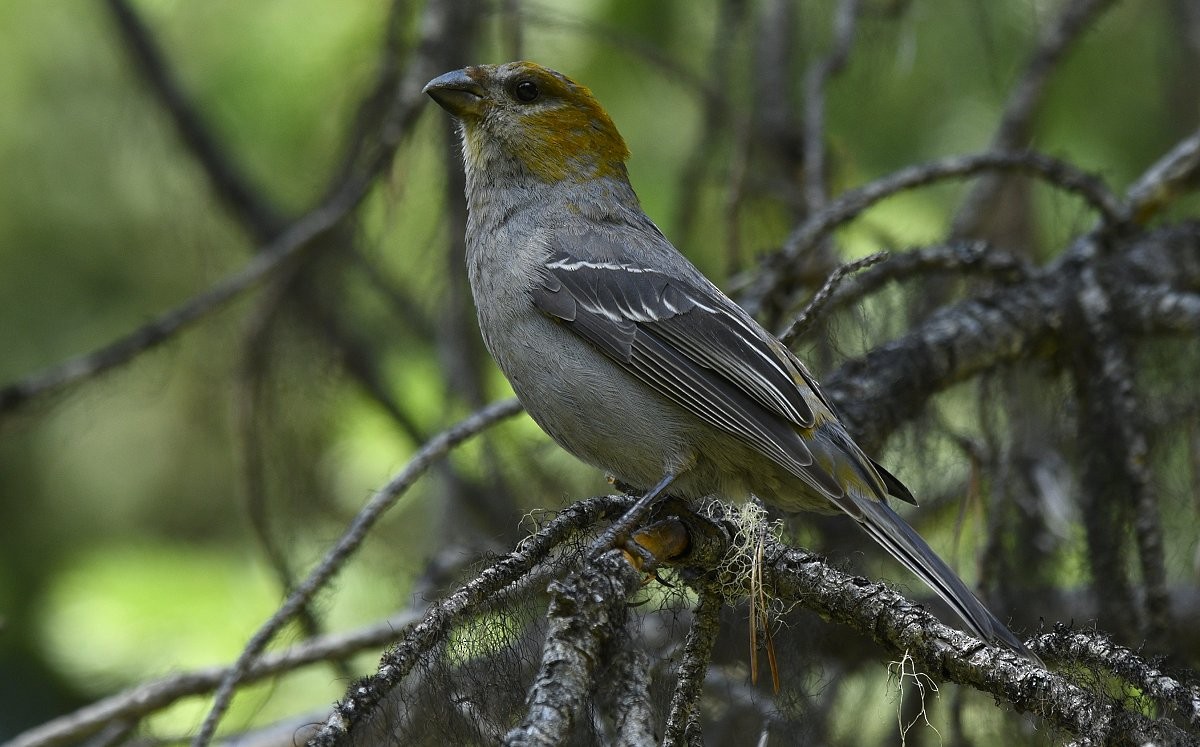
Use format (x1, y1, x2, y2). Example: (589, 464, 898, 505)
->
(513, 80, 539, 103)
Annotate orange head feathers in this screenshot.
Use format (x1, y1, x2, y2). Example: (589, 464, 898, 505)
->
(424, 61, 630, 184)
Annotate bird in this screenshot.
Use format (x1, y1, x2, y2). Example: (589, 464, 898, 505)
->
(424, 61, 1036, 661)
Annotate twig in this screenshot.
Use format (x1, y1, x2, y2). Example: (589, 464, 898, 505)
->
(193, 398, 523, 747)
(109, 0, 436, 449)
(102, 0, 284, 240)
(232, 276, 359, 684)
(784, 150, 1127, 259)
(662, 587, 722, 747)
(818, 240, 1031, 314)
(952, 0, 1117, 236)
(12, 543, 563, 747)
(7, 608, 423, 747)
(9, 2, 428, 422)
(308, 493, 634, 746)
(1127, 127, 1200, 223)
(1068, 237, 1170, 644)
(805, 225, 1200, 453)
(802, 0, 861, 214)
(779, 251, 889, 344)
(312, 299, 431, 445)
(0, 175, 370, 419)
(740, 150, 1127, 317)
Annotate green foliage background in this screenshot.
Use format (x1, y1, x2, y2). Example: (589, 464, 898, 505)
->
(0, 0, 1195, 740)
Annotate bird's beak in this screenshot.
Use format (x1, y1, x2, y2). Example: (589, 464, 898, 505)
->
(423, 68, 487, 118)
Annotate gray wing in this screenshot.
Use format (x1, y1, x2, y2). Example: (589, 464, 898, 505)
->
(530, 246, 846, 500)
(532, 242, 1032, 657)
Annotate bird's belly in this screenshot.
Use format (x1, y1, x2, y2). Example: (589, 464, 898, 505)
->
(470, 285, 834, 511)
(478, 307, 691, 489)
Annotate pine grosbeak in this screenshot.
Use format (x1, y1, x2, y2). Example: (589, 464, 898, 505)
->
(425, 61, 1033, 659)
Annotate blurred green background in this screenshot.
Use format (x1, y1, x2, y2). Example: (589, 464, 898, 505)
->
(1, 0, 1195, 741)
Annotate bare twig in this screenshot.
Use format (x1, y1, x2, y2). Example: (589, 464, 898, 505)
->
(4, 2, 435, 423)
(1127, 127, 1200, 222)
(194, 398, 523, 746)
(802, 0, 861, 214)
(830, 240, 1029, 303)
(12, 541, 566, 747)
(310, 299, 431, 444)
(102, 0, 284, 240)
(308, 493, 634, 746)
(0, 176, 368, 419)
(1069, 237, 1171, 645)
(109, 0, 436, 449)
(785, 151, 1127, 259)
(779, 250, 889, 344)
(740, 150, 1127, 318)
(952, 0, 1118, 236)
(7, 608, 423, 747)
(232, 273, 353, 680)
(816, 225, 1200, 451)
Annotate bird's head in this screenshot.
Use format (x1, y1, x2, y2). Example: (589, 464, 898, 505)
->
(423, 62, 631, 185)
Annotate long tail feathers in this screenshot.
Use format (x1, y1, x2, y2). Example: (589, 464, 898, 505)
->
(852, 497, 1041, 664)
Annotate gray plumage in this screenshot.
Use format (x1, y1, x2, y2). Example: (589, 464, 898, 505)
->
(425, 61, 1036, 661)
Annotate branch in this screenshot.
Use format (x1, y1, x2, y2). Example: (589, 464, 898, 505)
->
(814, 240, 1032, 320)
(1036, 627, 1200, 729)
(12, 533, 577, 747)
(759, 542, 1196, 745)
(605, 640, 657, 745)
(6, 609, 422, 747)
(308, 494, 634, 746)
(1067, 237, 1169, 644)
(504, 550, 643, 746)
(662, 587, 723, 747)
(740, 150, 1127, 319)
(103, 0, 284, 240)
(0, 0, 459, 421)
(778, 250, 889, 344)
(193, 398, 523, 746)
(801, 0, 860, 213)
(783, 151, 1127, 261)
(1128, 127, 1200, 223)
(952, 0, 1118, 236)
(1122, 286, 1200, 334)
(816, 223, 1200, 451)
(0, 177, 369, 418)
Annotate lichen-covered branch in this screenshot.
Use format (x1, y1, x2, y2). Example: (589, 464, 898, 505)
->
(758, 540, 1195, 745)
(1067, 237, 1169, 644)
(820, 224, 1200, 450)
(504, 551, 643, 746)
(308, 494, 632, 746)
(661, 588, 723, 747)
